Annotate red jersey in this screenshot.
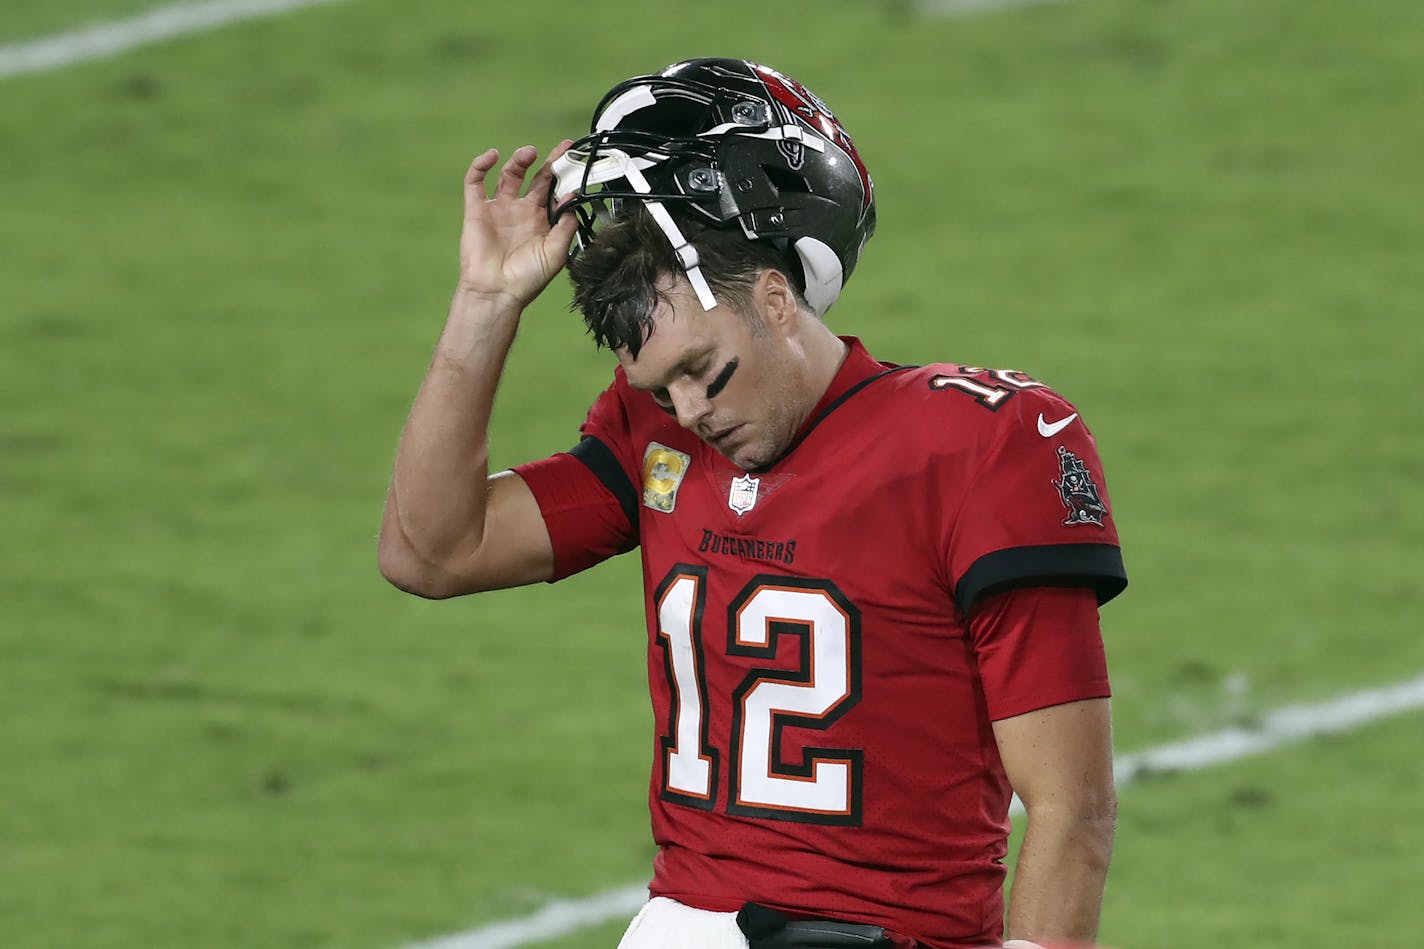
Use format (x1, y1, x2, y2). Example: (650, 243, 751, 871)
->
(514, 338, 1126, 948)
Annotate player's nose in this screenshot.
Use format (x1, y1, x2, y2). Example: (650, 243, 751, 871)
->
(667, 384, 713, 432)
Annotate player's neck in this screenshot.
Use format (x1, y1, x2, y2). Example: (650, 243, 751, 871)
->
(792, 326, 851, 428)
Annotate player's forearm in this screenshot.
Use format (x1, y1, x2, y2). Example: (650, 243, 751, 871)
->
(1004, 801, 1116, 944)
(382, 289, 523, 573)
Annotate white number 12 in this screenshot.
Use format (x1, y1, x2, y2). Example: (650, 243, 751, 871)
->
(654, 567, 863, 825)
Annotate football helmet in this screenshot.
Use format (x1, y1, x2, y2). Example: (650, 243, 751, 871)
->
(549, 58, 876, 315)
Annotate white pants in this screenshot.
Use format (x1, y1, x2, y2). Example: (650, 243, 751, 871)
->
(617, 897, 750, 949)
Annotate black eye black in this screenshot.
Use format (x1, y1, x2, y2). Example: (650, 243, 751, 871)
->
(705, 358, 739, 399)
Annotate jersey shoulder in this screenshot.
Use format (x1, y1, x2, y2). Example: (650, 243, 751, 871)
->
(869, 361, 1086, 441)
(876, 363, 1125, 610)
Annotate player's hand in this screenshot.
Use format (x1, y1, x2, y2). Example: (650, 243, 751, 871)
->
(456, 141, 580, 310)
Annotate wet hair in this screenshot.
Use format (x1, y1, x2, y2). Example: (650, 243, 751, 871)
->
(567, 205, 808, 357)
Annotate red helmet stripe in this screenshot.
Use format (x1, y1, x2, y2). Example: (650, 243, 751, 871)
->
(751, 64, 873, 211)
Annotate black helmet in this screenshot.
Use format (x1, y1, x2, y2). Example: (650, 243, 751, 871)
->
(549, 58, 876, 315)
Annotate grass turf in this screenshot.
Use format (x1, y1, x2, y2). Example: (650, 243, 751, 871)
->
(1, 0, 1420, 946)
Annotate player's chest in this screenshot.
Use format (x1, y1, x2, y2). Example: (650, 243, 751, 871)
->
(634, 432, 947, 603)
(645, 435, 890, 522)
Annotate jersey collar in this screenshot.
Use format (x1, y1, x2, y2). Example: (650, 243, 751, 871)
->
(792, 336, 890, 442)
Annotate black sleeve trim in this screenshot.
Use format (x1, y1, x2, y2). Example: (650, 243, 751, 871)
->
(955, 543, 1127, 615)
(569, 435, 640, 535)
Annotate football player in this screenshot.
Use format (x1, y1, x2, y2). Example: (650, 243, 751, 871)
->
(379, 58, 1126, 949)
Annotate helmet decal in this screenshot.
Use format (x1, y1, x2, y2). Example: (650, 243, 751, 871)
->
(749, 64, 873, 212)
(594, 85, 659, 133)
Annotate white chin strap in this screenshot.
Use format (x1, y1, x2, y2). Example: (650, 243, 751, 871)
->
(553, 147, 718, 311)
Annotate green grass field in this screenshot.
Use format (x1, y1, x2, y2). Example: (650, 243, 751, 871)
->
(3, 0, 1422, 947)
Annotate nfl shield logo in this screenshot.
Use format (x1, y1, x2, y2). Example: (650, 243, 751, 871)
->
(728, 474, 760, 515)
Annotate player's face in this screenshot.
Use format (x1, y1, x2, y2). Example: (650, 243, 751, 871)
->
(617, 279, 810, 471)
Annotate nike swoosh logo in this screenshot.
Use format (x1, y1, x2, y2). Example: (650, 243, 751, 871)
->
(1037, 412, 1078, 437)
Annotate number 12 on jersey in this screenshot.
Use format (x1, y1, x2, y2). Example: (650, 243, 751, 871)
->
(654, 566, 864, 825)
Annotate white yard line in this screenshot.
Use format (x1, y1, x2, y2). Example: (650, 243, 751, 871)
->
(403, 672, 1424, 949)
(0, 0, 345, 80)
(401, 884, 652, 949)
(1114, 673, 1424, 783)
(916, 0, 1073, 16)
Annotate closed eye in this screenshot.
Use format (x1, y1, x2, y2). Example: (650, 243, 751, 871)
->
(650, 388, 676, 415)
(639, 352, 732, 413)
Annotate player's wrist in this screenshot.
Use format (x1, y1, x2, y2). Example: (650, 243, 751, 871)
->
(431, 286, 527, 369)
(452, 281, 527, 314)
(447, 284, 529, 336)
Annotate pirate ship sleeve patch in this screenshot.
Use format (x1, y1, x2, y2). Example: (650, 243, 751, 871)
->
(1053, 445, 1110, 527)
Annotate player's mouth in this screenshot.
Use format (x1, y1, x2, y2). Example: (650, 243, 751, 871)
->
(708, 424, 742, 449)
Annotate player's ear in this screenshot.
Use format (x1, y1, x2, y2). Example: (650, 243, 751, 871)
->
(755, 268, 799, 335)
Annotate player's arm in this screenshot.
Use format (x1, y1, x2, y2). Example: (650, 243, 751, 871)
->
(378, 143, 579, 599)
(994, 696, 1116, 945)
(940, 378, 1124, 944)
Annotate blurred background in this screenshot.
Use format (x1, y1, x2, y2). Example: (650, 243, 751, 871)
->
(2, 0, 1421, 946)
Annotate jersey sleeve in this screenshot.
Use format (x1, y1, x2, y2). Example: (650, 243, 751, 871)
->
(969, 585, 1111, 720)
(509, 376, 642, 581)
(944, 386, 1127, 615)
